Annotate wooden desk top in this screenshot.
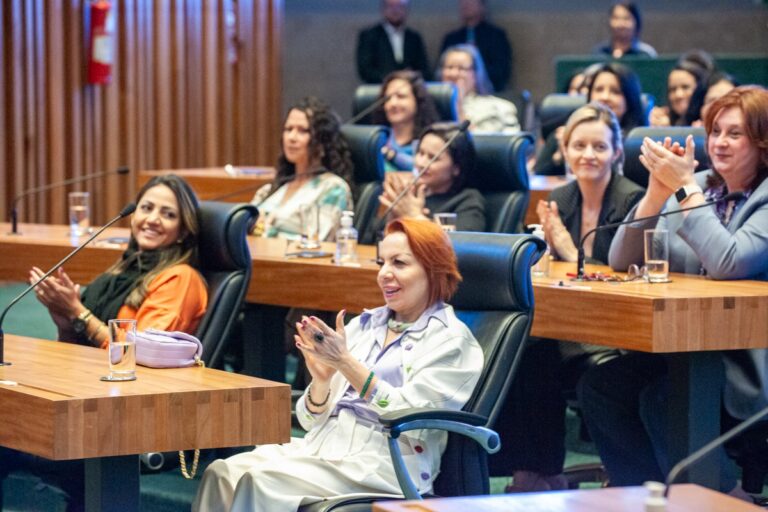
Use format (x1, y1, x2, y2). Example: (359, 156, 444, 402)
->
(139, 167, 275, 202)
(1, 226, 766, 353)
(372, 484, 762, 511)
(0, 335, 291, 460)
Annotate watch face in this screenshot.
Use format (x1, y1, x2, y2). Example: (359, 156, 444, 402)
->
(72, 318, 87, 335)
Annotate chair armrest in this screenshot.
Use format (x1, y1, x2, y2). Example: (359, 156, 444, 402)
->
(381, 408, 500, 501)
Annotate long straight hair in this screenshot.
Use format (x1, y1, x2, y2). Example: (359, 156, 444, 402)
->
(107, 174, 201, 308)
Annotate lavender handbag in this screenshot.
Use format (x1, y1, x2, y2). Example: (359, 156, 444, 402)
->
(135, 328, 204, 368)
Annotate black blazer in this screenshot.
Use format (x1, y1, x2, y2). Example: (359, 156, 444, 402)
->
(356, 23, 431, 84)
(440, 21, 512, 92)
(548, 173, 644, 265)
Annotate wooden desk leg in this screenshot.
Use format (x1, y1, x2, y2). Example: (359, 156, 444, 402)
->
(84, 455, 140, 512)
(666, 352, 724, 490)
(241, 303, 288, 382)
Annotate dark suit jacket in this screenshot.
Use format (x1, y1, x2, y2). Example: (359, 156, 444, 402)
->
(356, 23, 431, 84)
(440, 21, 512, 92)
(548, 173, 644, 265)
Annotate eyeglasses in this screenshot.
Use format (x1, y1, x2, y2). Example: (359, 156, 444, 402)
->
(567, 264, 647, 283)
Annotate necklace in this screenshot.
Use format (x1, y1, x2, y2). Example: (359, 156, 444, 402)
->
(387, 318, 414, 333)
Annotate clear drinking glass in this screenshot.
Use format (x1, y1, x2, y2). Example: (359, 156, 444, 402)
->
(433, 212, 457, 232)
(101, 319, 137, 382)
(68, 191, 91, 236)
(644, 229, 670, 283)
(299, 203, 321, 249)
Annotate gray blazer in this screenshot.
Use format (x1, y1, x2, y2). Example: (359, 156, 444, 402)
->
(608, 170, 768, 419)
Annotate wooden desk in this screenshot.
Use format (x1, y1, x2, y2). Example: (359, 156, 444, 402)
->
(373, 484, 763, 511)
(0, 335, 290, 512)
(527, 174, 572, 227)
(138, 167, 275, 202)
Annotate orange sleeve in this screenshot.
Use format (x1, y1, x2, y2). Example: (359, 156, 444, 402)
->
(117, 264, 208, 335)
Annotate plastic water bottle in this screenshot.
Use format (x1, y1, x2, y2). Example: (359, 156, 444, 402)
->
(529, 224, 550, 277)
(335, 211, 358, 266)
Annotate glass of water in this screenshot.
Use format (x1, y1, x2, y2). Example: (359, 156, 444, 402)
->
(101, 319, 137, 382)
(433, 212, 457, 232)
(68, 191, 91, 236)
(644, 229, 669, 283)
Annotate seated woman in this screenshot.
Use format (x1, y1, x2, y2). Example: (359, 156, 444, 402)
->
(251, 96, 353, 242)
(592, 2, 657, 58)
(649, 59, 710, 127)
(691, 71, 739, 127)
(32, 174, 208, 347)
(372, 70, 439, 173)
(437, 44, 520, 133)
(491, 103, 644, 492)
(579, 86, 768, 494)
(535, 62, 645, 176)
(361, 122, 485, 243)
(193, 218, 484, 511)
(2, 174, 208, 510)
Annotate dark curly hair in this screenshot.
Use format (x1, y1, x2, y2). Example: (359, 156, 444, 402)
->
(273, 96, 353, 192)
(371, 70, 438, 139)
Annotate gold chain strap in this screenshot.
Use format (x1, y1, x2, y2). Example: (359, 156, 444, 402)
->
(179, 449, 201, 479)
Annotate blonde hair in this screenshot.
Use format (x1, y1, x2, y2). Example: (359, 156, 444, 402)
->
(561, 102, 625, 172)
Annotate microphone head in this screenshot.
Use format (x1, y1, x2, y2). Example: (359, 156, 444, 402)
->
(722, 191, 746, 202)
(458, 119, 471, 132)
(119, 202, 137, 217)
(116, 166, 130, 175)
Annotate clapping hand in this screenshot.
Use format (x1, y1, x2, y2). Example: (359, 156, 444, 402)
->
(379, 173, 428, 219)
(536, 200, 578, 262)
(295, 311, 348, 383)
(639, 135, 698, 193)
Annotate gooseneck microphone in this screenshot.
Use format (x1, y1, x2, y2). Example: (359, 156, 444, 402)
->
(374, 120, 470, 264)
(574, 191, 746, 280)
(664, 403, 768, 497)
(9, 166, 130, 235)
(0, 202, 136, 366)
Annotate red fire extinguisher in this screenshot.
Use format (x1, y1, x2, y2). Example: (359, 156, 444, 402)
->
(87, 0, 114, 85)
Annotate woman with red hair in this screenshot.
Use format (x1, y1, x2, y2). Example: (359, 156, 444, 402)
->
(194, 218, 484, 511)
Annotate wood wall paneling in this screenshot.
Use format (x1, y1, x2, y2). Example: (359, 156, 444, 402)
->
(1, 0, 282, 227)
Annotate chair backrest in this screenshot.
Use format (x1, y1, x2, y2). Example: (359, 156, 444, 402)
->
(340, 124, 388, 185)
(539, 93, 655, 142)
(539, 93, 586, 141)
(433, 231, 545, 497)
(623, 126, 708, 188)
(468, 132, 533, 234)
(352, 82, 459, 124)
(194, 201, 258, 368)
(339, 124, 388, 233)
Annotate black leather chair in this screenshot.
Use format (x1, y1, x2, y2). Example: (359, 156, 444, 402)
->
(539, 93, 655, 143)
(539, 94, 587, 142)
(352, 82, 459, 124)
(195, 201, 258, 368)
(298, 232, 546, 511)
(623, 126, 708, 189)
(339, 124, 388, 233)
(469, 132, 533, 234)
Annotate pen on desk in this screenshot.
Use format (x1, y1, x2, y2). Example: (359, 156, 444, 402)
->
(555, 280, 592, 291)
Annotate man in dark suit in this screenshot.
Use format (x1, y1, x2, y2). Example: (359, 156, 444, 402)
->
(440, 0, 511, 92)
(356, 0, 431, 84)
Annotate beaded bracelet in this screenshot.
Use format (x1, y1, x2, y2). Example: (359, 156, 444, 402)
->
(307, 384, 331, 408)
(360, 370, 375, 399)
